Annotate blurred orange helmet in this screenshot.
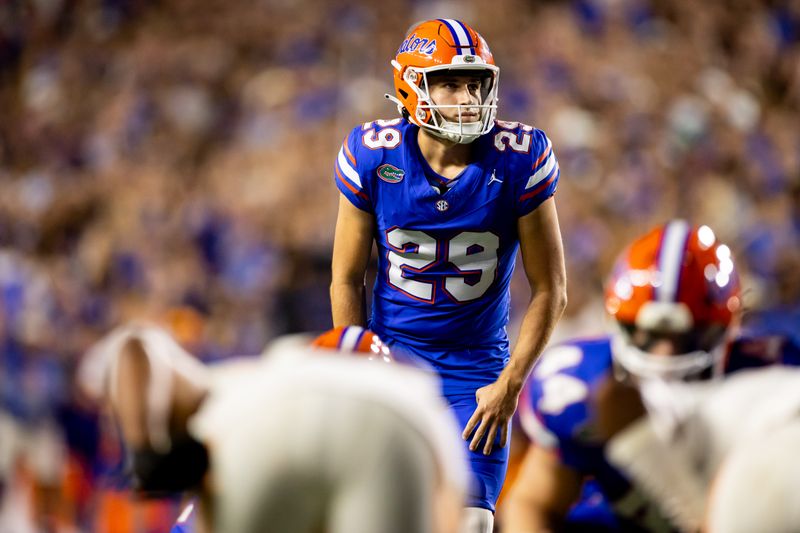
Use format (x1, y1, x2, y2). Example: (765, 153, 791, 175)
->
(312, 326, 393, 363)
(386, 19, 499, 144)
(604, 220, 742, 379)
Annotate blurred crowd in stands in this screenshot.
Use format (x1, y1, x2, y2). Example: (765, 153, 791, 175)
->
(0, 0, 798, 530)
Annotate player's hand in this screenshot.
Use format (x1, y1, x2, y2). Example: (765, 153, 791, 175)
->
(462, 378, 519, 455)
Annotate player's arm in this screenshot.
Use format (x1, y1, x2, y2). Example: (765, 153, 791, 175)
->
(502, 444, 583, 532)
(330, 193, 375, 327)
(505, 196, 567, 392)
(464, 197, 567, 454)
(595, 376, 714, 528)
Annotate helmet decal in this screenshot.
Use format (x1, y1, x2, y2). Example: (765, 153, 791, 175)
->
(437, 18, 476, 55)
(311, 326, 394, 363)
(655, 219, 691, 303)
(398, 33, 437, 56)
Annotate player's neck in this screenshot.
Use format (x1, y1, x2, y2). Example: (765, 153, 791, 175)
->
(417, 129, 473, 179)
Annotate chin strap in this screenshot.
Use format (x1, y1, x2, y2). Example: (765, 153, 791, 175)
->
(383, 94, 481, 144)
(384, 93, 406, 116)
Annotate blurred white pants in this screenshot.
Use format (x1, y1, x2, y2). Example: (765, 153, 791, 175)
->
(706, 419, 800, 533)
(210, 391, 439, 533)
(192, 353, 468, 533)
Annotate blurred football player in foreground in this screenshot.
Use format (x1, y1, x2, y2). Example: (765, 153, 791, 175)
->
(504, 220, 743, 532)
(595, 365, 800, 533)
(79, 325, 467, 533)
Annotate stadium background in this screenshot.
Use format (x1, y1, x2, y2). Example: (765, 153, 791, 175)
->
(0, 0, 798, 530)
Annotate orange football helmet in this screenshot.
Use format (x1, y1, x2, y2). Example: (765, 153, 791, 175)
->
(386, 19, 499, 144)
(311, 326, 393, 363)
(604, 220, 742, 380)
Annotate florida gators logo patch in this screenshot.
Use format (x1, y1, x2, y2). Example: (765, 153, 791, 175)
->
(377, 164, 405, 183)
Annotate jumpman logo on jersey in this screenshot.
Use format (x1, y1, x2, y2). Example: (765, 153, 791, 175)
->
(488, 170, 503, 185)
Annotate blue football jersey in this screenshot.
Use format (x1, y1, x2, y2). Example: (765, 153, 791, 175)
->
(334, 118, 559, 361)
(519, 337, 677, 532)
(724, 309, 800, 373)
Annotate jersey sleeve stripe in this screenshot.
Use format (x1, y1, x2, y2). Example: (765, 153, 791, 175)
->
(530, 137, 553, 170)
(337, 147, 363, 188)
(343, 138, 357, 166)
(335, 165, 368, 200)
(525, 152, 556, 190)
(519, 166, 558, 202)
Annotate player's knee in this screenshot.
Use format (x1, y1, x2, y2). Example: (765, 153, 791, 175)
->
(459, 506, 494, 533)
(131, 433, 209, 496)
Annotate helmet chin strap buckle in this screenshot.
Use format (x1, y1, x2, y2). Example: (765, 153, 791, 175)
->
(384, 93, 405, 115)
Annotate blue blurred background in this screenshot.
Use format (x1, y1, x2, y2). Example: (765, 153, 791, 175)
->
(0, 0, 798, 530)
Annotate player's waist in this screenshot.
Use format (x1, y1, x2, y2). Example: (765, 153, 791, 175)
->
(379, 336, 506, 395)
(372, 323, 508, 348)
(370, 298, 509, 344)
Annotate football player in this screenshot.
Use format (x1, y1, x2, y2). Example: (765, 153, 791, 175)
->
(503, 220, 743, 532)
(80, 324, 467, 533)
(330, 19, 567, 531)
(599, 366, 800, 533)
